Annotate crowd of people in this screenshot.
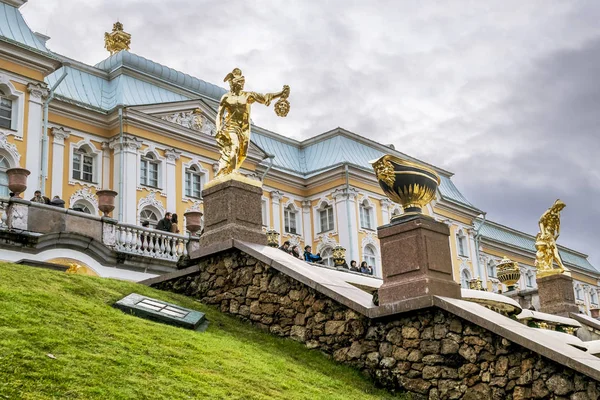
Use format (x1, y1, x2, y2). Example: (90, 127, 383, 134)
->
(278, 240, 375, 275)
(29, 190, 65, 208)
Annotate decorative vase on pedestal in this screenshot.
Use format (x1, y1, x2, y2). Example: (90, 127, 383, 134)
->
(6, 168, 30, 198)
(184, 211, 203, 235)
(497, 256, 521, 292)
(96, 190, 118, 217)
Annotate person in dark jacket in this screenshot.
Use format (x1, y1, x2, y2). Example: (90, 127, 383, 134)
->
(359, 261, 369, 274)
(349, 260, 359, 272)
(303, 245, 322, 263)
(278, 240, 291, 254)
(291, 245, 303, 260)
(31, 190, 50, 204)
(156, 212, 172, 232)
(50, 196, 65, 208)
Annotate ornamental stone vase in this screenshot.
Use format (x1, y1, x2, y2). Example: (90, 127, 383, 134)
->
(184, 211, 203, 235)
(6, 168, 30, 198)
(96, 190, 118, 217)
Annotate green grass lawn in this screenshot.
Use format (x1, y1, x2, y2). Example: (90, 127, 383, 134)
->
(0, 263, 404, 400)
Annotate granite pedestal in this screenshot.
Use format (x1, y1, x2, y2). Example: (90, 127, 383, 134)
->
(537, 273, 579, 317)
(377, 214, 461, 305)
(199, 178, 266, 249)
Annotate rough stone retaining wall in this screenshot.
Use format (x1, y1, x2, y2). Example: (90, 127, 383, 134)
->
(153, 250, 600, 400)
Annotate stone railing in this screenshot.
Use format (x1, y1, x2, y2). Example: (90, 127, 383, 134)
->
(0, 198, 8, 229)
(113, 223, 188, 261)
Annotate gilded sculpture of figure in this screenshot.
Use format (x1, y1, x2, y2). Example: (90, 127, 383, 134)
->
(213, 68, 290, 180)
(535, 199, 568, 278)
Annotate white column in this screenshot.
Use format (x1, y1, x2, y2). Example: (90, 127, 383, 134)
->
(164, 148, 181, 213)
(101, 141, 111, 189)
(302, 200, 312, 247)
(49, 127, 70, 198)
(271, 190, 283, 234)
(110, 135, 142, 224)
(380, 198, 392, 226)
(467, 227, 480, 278)
(25, 83, 48, 199)
(333, 188, 359, 260)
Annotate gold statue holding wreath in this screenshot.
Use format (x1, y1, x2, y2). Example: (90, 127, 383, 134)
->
(535, 199, 569, 278)
(212, 68, 290, 184)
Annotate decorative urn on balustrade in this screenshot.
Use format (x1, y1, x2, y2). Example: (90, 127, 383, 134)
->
(96, 190, 118, 217)
(332, 245, 347, 267)
(370, 154, 440, 222)
(266, 229, 280, 248)
(183, 211, 203, 235)
(497, 256, 521, 291)
(6, 168, 30, 198)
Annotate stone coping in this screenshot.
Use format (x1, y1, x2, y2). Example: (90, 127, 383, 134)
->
(570, 312, 600, 332)
(144, 239, 600, 382)
(517, 309, 582, 328)
(532, 328, 587, 350)
(581, 340, 600, 355)
(460, 288, 522, 313)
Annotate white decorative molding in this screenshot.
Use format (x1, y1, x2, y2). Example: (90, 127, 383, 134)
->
(282, 198, 302, 237)
(270, 190, 284, 203)
(0, 132, 21, 165)
(0, 74, 18, 97)
(137, 145, 167, 195)
(164, 148, 182, 163)
(69, 187, 99, 215)
(68, 139, 103, 188)
(332, 187, 358, 202)
(212, 163, 219, 175)
(379, 198, 392, 209)
(108, 135, 143, 152)
(26, 82, 48, 100)
(313, 196, 337, 240)
(184, 200, 203, 213)
(161, 110, 216, 135)
(316, 232, 338, 254)
(137, 191, 166, 220)
(50, 126, 70, 145)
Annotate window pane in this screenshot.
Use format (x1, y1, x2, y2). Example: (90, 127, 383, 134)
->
(320, 210, 327, 232)
(0, 109, 11, 119)
(0, 117, 10, 129)
(0, 98, 12, 108)
(327, 208, 334, 231)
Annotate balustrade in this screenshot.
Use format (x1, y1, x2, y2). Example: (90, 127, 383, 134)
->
(113, 223, 188, 261)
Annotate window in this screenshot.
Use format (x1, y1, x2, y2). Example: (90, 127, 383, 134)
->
(0, 96, 12, 129)
(363, 245, 377, 272)
(318, 203, 334, 233)
(487, 260, 496, 278)
(0, 154, 9, 198)
(526, 271, 534, 288)
(261, 199, 268, 227)
(321, 247, 333, 267)
(284, 205, 297, 234)
(359, 200, 374, 230)
(591, 291, 598, 306)
(140, 208, 160, 228)
(457, 230, 467, 257)
(576, 285, 583, 301)
(185, 165, 203, 198)
(72, 201, 92, 214)
(72, 147, 94, 182)
(140, 153, 160, 188)
(461, 269, 471, 288)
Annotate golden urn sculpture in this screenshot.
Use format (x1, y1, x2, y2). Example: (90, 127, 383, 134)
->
(266, 230, 280, 248)
(332, 245, 347, 267)
(496, 256, 521, 291)
(370, 155, 440, 220)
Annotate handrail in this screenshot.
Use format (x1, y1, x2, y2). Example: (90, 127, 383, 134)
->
(111, 223, 189, 261)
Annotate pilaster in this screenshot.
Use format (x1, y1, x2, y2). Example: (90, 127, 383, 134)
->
(25, 83, 48, 198)
(164, 148, 181, 213)
(380, 198, 392, 225)
(49, 127, 70, 198)
(109, 135, 142, 223)
(101, 142, 111, 189)
(333, 188, 359, 260)
(302, 199, 312, 247)
(271, 190, 283, 239)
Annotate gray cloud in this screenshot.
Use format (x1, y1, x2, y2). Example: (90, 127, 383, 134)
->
(20, 0, 600, 264)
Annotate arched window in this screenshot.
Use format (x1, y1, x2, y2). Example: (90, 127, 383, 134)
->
(363, 245, 377, 273)
(318, 202, 334, 233)
(461, 269, 471, 288)
(0, 153, 9, 198)
(72, 146, 95, 182)
(284, 204, 298, 234)
(575, 285, 583, 301)
(591, 291, 598, 306)
(72, 201, 92, 214)
(185, 164, 203, 198)
(140, 153, 160, 188)
(526, 271, 534, 288)
(140, 207, 160, 228)
(321, 246, 334, 267)
(487, 260, 497, 279)
(457, 230, 468, 257)
(0, 94, 13, 130)
(359, 199, 374, 230)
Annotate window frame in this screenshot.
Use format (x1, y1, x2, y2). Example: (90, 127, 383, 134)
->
(359, 199, 374, 230)
(184, 164, 204, 199)
(487, 260, 497, 279)
(0, 152, 11, 198)
(284, 204, 298, 234)
(363, 245, 377, 272)
(321, 246, 334, 267)
(457, 230, 468, 257)
(72, 147, 96, 183)
(140, 152, 161, 189)
(0, 96, 13, 130)
(140, 207, 160, 228)
(318, 204, 334, 233)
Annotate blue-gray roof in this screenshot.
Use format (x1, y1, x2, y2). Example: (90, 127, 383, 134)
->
(0, 2, 51, 55)
(476, 220, 597, 273)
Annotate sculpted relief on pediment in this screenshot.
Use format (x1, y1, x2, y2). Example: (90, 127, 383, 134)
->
(161, 110, 216, 135)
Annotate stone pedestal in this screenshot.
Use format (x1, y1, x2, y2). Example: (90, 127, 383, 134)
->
(377, 215, 461, 305)
(537, 273, 579, 317)
(199, 179, 266, 249)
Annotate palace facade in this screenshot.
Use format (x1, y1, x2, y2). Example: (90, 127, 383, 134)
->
(0, 1, 598, 314)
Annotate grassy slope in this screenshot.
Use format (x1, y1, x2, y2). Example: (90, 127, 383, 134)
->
(0, 263, 403, 400)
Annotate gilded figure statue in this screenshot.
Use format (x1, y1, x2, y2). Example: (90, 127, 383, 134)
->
(214, 68, 290, 178)
(535, 199, 568, 278)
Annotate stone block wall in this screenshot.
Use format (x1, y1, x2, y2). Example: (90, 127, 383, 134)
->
(153, 250, 600, 399)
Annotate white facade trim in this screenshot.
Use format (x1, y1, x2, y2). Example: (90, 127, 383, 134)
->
(68, 138, 103, 189)
(69, 187, 99, 215)
(181, 157, 209, 203)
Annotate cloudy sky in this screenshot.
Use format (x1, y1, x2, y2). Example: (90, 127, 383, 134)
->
(21, 1, 600, 265)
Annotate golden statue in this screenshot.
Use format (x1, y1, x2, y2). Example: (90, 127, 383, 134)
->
(105, 22, 131, 55)
(212, 68, 290, 183)
(535, 199, 568, 278)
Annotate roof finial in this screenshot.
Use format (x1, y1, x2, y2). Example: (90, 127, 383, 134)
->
(104, 21, 131, 55)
